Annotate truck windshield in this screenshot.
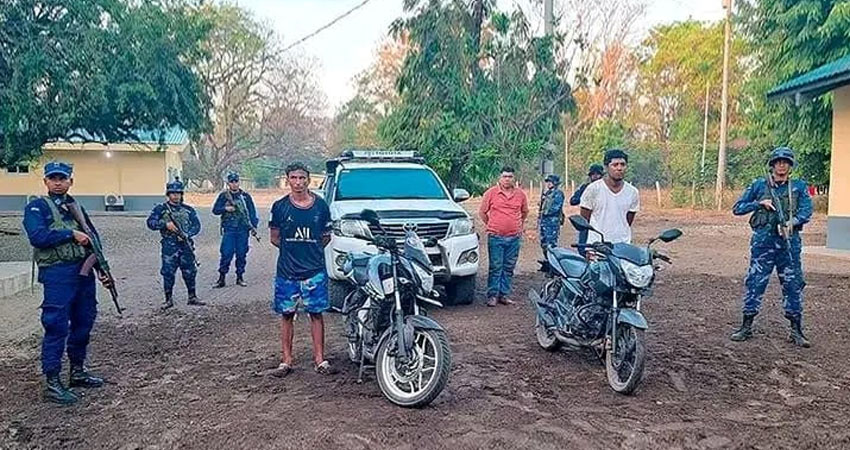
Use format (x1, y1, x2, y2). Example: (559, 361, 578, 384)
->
(335, 168, 448, 200)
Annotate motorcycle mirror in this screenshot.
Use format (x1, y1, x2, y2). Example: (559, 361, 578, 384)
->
(658, 228, 683, 243)
(360, 209, 381, 227)
(569, 215, 591, 231)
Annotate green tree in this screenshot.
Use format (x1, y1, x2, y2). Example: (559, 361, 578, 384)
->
(739, 0, 850, 185)
(381, 2, 571, 192)
(0, 0, 211, 167)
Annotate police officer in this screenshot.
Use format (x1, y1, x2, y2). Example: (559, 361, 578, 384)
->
(23, 161, 106, 405)
(731, 147, 813, 347)
(212, 172, 259, 288)
(146, 178, 204, 310)
(538, 174, 565, 257)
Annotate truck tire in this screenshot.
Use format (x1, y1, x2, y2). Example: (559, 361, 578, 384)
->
(328, 279, 350, 312)
(446, 275, 476, 306)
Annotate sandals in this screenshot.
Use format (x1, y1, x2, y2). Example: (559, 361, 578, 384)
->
(315, 360, 337, 375)
(269, 362, 292, 378)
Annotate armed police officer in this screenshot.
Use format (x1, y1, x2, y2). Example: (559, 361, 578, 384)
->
(146, 178, 204, 310)
(731, 147, 813, 347)
(23, 161, 108, 405)
(538, 174, 565, 258)
(212, 172, 259, 288)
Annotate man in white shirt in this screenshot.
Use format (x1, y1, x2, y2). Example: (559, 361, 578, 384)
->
(579, 149, 640, 244)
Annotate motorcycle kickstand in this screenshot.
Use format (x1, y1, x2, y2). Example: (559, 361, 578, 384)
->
(356, 346, 367, 384)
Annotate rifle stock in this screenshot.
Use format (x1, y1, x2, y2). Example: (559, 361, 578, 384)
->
(66, 202, 123, 316)
(162, 202, 200, 267)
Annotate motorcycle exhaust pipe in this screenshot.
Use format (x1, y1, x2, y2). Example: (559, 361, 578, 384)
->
(416, 295, 444, 308)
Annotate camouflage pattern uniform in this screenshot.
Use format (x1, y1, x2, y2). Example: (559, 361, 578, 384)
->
(539, 174, 565, 255)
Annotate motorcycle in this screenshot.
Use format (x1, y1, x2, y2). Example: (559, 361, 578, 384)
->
(530, 214, 682, 394)
(339, 209, 452, 407)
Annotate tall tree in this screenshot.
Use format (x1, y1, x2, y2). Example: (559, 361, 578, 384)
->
(738, 0, 850, 184)
(0, 0, 211, 167)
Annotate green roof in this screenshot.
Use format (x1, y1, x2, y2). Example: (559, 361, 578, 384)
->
(65, 127, 188, 145)
(768, 54, 850, 102)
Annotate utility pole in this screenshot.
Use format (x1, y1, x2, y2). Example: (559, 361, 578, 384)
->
(701, 81, 710, 178)
(544, 0, 553, 35)
(715, 0, 733, 210)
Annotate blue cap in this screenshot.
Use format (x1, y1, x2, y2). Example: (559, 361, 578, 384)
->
(545, 174, 561, 185)
(44, 161, 73, 178)
(588, 164, 604, 176)
(227, 171, 239, 182)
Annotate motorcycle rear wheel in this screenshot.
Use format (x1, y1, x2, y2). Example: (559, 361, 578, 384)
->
(535, 315, 562, 351)
(376, 328, 451, 408)
(605, 325, 646, 395)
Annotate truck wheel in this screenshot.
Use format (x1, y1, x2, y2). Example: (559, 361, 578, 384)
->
(328, 279, 350, 312)
(446, 275, 476, 306)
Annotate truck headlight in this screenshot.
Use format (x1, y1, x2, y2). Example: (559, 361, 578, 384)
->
(335, 219, 372, 238)
(620, 260, 654, 288)
(447, 218, 474, 238)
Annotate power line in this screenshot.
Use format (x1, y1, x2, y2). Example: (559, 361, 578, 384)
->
(280, 0, 373, 54)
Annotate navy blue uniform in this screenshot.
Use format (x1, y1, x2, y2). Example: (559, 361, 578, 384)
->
(538, 188, 564, 251)
(212, 190, 259, 276)
(733, 177, 812, 318)
(146, 202, 201, 295)
(23, 194, 100, 376)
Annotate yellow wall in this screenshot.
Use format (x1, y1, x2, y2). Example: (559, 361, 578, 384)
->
(0, 146, 183, 196)
(830, 85, 850, 217)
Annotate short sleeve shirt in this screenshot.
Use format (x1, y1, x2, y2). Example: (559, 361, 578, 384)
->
(579, 179, 640, 244)
(269, 195, 331, 279)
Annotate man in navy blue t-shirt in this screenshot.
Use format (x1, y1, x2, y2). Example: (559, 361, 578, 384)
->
(268, 162, 334, 377)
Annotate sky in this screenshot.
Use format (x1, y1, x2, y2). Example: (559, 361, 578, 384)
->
(235, 0, 726, 115)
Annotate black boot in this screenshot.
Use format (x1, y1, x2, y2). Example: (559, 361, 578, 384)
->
(69, 365, 104, 388)
(187, 290, 206, 306)
(44, 374, 78, 405)
(730, 314, 756, 341)
(787, 314, 811, 348)
(236, 275, 247, 287)
(213, 273, 226, 289)
(161, 291, 174, 311)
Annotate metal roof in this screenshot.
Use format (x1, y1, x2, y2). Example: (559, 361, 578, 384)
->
(768, 54, 850, 103)
(64, 127, 188, 145)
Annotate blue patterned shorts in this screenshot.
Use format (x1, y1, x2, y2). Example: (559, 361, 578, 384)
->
(272, 272, 329, 315)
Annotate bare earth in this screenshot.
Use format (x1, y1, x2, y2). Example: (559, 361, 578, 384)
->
(1, 196, 850, 449)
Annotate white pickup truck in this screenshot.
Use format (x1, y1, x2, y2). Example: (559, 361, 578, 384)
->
(322, 150, 480, 306)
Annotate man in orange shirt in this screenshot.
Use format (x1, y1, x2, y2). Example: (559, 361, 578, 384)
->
(479, 166, 529, 307)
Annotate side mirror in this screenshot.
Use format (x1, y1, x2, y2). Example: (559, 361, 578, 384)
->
(658, 229, 682, 243)
(360, 209, 381, 227)
(453, 188, 471, 203)
(568, 215, 591, 231)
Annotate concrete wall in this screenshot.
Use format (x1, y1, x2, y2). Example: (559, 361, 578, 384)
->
(828, 85, 850, 250)
(1, 144, 183, 211)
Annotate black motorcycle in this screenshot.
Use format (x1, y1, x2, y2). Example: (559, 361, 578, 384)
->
(339, 209, 452, 407)
(530, 215, 682, 394)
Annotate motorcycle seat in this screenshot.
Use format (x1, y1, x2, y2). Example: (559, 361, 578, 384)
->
(547, 247, 588, 278)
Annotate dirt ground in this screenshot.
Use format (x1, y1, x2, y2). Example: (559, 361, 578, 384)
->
(2, 196, 850, 450)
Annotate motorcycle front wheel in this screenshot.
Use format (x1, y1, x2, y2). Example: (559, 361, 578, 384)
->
(375, 327, 451, 408)
(605, 324, 646, 395)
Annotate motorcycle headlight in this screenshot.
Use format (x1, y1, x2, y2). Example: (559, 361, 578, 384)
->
(620, 260, 654, 288)
(411, 262, 434, 294)
(336, 219, 372, 238)
(447, 217, 474, 238)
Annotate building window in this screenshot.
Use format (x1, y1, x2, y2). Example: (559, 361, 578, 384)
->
(5, 164, 29, 174)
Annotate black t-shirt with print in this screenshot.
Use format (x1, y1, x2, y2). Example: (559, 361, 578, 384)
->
(269, 194, 331, 279)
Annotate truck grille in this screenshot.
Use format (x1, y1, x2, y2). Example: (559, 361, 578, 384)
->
(368, 222, 450, 241)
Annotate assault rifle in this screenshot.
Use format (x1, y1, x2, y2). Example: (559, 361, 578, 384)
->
(65, 202, 123, 316)
(764, 168, 794, 241)
(162, 202, 200, 267)
(225, 190, 260, 242)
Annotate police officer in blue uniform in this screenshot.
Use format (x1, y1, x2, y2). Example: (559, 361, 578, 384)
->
(212, 172, 259, 288)
(23, 161, 107, 405)
(146, 178, 204, 310)
(730, 147, 813, 347)
(538, 174, 565, 257)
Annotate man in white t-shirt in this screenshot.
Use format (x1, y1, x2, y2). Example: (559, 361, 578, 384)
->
(579, 149, 640, 244)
